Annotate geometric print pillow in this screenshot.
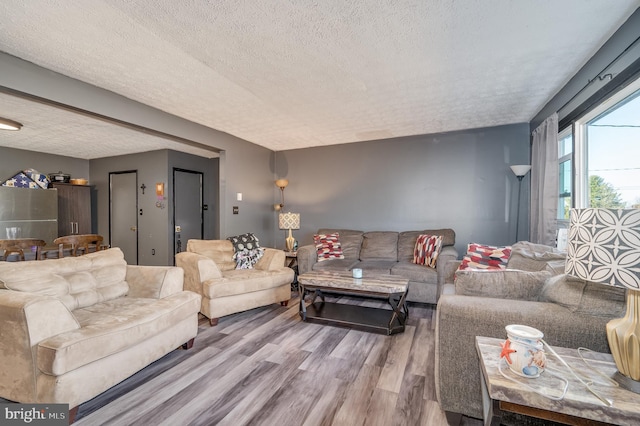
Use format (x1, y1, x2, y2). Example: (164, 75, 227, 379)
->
(227, 232, 261, 252)
(314, 232, 345, 262)
(458, 243, 511, 271)
(227, 233, 264, 269)
(413, 234, 443, 268)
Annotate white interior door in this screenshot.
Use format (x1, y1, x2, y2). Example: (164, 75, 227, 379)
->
(110, 171, 138, 264)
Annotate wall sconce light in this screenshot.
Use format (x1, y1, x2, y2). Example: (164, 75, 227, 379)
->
(274, 178, 288, 211)
(155, 182, 166, 209)
(0, 117, 23, 131)
(156, 182, 165, 198)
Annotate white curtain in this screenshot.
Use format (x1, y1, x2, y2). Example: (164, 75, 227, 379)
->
(530, 113, 558, 246)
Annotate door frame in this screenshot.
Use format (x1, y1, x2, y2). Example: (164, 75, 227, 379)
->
(109, 170, 139, 264)
(172, 168, 204, 257)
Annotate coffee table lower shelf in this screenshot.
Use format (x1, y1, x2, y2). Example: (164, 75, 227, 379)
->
(301, 301, 405, 335)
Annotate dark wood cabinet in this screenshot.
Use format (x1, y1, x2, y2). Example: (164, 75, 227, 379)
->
(51, 183, 91, 236)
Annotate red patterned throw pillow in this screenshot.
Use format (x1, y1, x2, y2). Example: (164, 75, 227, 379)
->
(314, 232, 345, 262)
(458, 243, 511, 271)
(413, 234, 443, 268)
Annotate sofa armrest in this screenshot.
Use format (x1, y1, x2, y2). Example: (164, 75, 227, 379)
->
(175, 252, 222, 296)
(0, 290, 80, 402)
(126, 265, 185, 299)
(435, 246, 458, 299)
(254, 248, 287, 271)
(442, 259, 461, 285)
(297, 244, 317, 275)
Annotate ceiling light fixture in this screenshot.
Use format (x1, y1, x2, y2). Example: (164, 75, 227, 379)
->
(0, 117, 23, 131)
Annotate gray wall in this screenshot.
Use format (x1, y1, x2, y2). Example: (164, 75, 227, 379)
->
(0, 146, 89, 188)
(275, 123, 530, 256)
(90, 150, 170, 266)
(90, 149, 219, 266)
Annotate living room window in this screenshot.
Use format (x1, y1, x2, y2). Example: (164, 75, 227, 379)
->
(568, 76, 640, 211)
(557, 128, 572, 221)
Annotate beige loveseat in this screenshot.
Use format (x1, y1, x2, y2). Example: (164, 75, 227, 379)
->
(297, 228, 458, 304)
(176, 239, 293, 326)
(435, 242, 625, 422)
(0, 248, 201, 422)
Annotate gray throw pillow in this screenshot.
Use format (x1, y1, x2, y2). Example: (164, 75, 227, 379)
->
(507, 241, 566, 271)
(539, 274, 627, 318)
(454, 269, 551, 301)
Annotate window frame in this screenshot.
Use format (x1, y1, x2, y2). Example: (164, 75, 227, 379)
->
(557, 127, 573, 225)
(562, 76, 640, 212)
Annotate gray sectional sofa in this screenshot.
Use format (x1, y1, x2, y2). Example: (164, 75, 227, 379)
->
(297, 228, 458, 304)
(435, 242, 626, 421)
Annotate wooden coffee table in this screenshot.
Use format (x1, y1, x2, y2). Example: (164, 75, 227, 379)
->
(297, 271, 409, 335)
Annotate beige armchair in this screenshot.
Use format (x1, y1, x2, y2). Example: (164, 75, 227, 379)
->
(176, 239, 293, 326)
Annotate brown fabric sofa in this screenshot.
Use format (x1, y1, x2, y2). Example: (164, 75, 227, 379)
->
(0, 248, 201, 421)
(297, 228, 458, 304)
(435, 242, 625, 421)
(176, 239, 293, 326)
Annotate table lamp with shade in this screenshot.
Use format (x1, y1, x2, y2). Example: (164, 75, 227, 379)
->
(565, 208, 640, 392)
(279, 212, 300, 252)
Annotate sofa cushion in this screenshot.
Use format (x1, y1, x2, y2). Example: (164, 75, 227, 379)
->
(413, 234, 443, 268)
(398, 229, 456, 262)
(458, 243, 511, 271)
(0, 248, 129, 311)
(204, 269, 292, 298)
(314, 232, 345, 262)
(317, 229, 363, 260)
(507, 241, 566, 271)
(360, 232, 399, 261)
(454, 269, 551, 301)
(353, 260, 397, 275)
(545, 260, 567, 276)
(187, 239, 236, 271)
(391, 262, 438, 284)
(539, 274, 626, 318)
(37, 291, 200, 376)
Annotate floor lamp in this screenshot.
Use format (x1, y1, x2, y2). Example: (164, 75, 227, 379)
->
(510, 165, 531, 242)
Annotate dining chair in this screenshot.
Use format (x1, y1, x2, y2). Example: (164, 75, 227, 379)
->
(0, 238, 47, 261)
(53, 234, 105, 257)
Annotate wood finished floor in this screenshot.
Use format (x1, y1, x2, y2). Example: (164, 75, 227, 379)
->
(73, 293, 483, 426)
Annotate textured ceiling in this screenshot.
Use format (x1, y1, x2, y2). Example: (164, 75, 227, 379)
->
(0, 93, 219, 160)
(0, 0, 639, 158)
